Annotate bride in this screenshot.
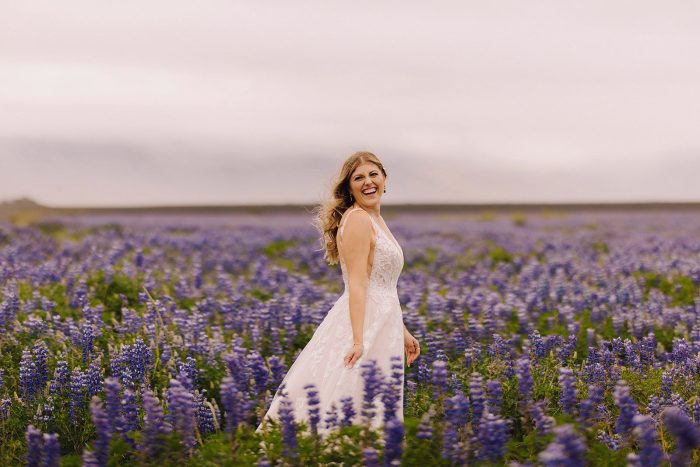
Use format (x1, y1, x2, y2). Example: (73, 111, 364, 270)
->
(257, 151, 420, 436)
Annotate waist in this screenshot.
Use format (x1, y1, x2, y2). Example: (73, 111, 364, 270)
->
(341, 287, 399, 299)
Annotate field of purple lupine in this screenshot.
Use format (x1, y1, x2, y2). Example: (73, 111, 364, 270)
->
(1, 210, 700, 466)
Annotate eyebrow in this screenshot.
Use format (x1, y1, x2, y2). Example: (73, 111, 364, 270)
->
(353, 171, 378, 178)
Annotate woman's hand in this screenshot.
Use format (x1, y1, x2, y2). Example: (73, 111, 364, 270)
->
(404, 328, 420, 367)
(344, 342, 364, 369)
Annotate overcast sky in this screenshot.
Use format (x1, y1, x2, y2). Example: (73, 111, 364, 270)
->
(1, 0, 699, 207)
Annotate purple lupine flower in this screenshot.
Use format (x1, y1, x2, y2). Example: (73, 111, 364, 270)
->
(648, 393, 691, 420)
(529, 330, 546, 359)
(104, 377, 124, 435)
(614, 380, 638, 437)
(122, 389, 139, 434)
(42, 432, 60, 467)
(69, 368, 86, 418)
(488, 334, 510, 360)
(383, 417, 404, 466)
(176, 356, 198, 391)
(80, 323, 94, 365)
(35, 396, 55, 425)
(579, 384, 602, 428)
(443, 392, 469, 463)
(112, 338, 153, 389)
(469, 373, 485, 431)
(277, 386, 298, 459)
(340, 396, 356, 427)
(247, 351, 269, 396)
(303, 383, 321, 436)
(464, 347, 474, 370)
(221, 375, 248, 432)
(175, 369, 194, 396)
(26, 424, 43, 467)
(558, 335, 577, 362)
(0, 398, 11, 420)
(597, 430, 621, 451)
(89, 395, 112, 466)
(194, 390, 216, 435)
(416, 360, 430, 383)
(584, 361, 605, 386)
(0, 287, 19, 328)
(662, 406, 700, 466)
(416, 410, 433, 440)
(444, 391, 469, 428)
(529, 401, 553, 435)
(478, 411, 508, 462)
(538, 424, 587, 467)
(404, 380, 416, 412)
(49, 361, 69, 395)
(660, 370, 673, 400)
(451, 373, 464, 393)
(431, 360, 448, 399)
(32, 342, 49, 393)
(632, 414, 663, 467)
(167, 378, 196, 453)
(0, 368, 4, 392)
(382, 356, 403, 424)
(693, 399, 700, 425)
(85, 360, 102, 398)
(486, 379, 503, 416)
(516, 358, 533, 407)
(558, 367, 576, 416)
(363, 447, 379, 467)
(267, 356, 287, 391)
(671, 338, 691, 366)
(20, 348, 38, 401)
(639, 332, 656, 367)
(141, 388, 172, 456)
(159, 343, 171, 366)
(360, 359, 384, 425)
(323, 402, 339, 432)
(81, 449, 99, 467)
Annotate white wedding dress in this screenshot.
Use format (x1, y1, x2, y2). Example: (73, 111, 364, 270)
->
(257, 206, 405, 436)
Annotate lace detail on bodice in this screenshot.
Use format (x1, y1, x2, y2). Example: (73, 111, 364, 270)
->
(338, 207, 404, 295)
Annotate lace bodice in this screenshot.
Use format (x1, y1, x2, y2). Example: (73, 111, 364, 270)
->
(338, 207, 404, 295)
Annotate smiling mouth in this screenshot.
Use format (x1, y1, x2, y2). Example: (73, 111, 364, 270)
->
(362, 188, 377, 196)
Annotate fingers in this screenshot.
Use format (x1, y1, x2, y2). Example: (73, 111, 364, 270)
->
(405, 341, 420, 367)
(344, 348, 362, 369)
(343, 349, 353, 367)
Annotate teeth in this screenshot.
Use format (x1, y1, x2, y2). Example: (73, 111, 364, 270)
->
(363, 188, 377, 194)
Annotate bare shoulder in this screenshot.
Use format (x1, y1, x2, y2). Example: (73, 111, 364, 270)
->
(341, 209, 372, 239)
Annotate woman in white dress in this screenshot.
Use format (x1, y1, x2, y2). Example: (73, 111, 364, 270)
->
(256, 151, 421, 437)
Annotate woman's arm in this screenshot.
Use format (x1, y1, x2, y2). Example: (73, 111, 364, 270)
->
(339, 210, 372, 367)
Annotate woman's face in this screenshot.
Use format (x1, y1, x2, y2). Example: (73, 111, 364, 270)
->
(348, 162, 385, 208)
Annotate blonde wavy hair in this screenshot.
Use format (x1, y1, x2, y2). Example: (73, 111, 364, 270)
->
(311, 151, 388, 265)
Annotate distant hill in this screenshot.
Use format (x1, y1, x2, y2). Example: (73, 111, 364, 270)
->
(0, 198, 65, 225)
(2, 198, 700, 225)
(0, 197, 44, 210)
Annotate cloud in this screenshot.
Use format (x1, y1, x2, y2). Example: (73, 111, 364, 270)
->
(1, 1, 699, 204)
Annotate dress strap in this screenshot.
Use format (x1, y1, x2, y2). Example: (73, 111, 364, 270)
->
(338, 207, 368, 241)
